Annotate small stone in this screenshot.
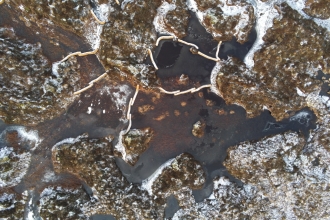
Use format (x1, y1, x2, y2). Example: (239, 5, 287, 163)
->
(192, 120, 206, 138)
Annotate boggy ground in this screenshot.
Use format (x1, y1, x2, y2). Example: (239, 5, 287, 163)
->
(0, 0, 330, 219)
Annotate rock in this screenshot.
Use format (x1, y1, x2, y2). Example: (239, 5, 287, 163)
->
(191, 120, 206, 138)
(0, 127, 40, 188)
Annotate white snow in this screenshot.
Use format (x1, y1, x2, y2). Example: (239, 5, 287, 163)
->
(285, 0, 330, 31)
(52, 137, 80, 150)
(296, 87, 306, 97)
(26, 196, 35, 220)
(42, 170, 58, 183)
(51, 61, 60, 78)
(121, 0, 135, 10)
(153, 1, 176, 35)
(85, 4, 112, 50)
(0, 146, 13, 159)
(87, 106, 93, 114)
(210, 62, 222, 97)
(113, 130, 128, 161)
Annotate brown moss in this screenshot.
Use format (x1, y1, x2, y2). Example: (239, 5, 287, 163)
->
(121, 128, 154, 166)
(304, 0, 330, 19)
(216, 4, 329, 121)
(9, 0, 90, 37)
(152, 153, 205, 196)
(164, 0, 190, 38)
(195, 0, 255, 43)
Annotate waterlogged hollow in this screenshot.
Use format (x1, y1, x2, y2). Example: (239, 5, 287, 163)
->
(1, 0, 330, 219)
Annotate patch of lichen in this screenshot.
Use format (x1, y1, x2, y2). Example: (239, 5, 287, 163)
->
(195, 0, 255, 43)
(152, 153, 205, 196)
(224, 132, 306, 182)
(121, 128, 154, 166)
(0, 28, 80, 125)
(165, 0, 190, 38)
(39, 186, 91, 220)
(303, 0, 330, 19)
(9, 0, 90, 37)
(216, 4, 328, 121)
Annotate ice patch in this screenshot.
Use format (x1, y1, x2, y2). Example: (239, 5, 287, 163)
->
(141, 158, 175, 195)
(289, 111, 311, 126)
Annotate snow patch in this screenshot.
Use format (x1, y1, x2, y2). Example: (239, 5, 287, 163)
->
(113, 130, 128, 161)
(51, 136, 84, 150)
(0, 126, 41, 150)
(285, 0, 330, 31)
(85, 4, 112, 50)
(153, 1, 176, 35)
(210, 62, 222, 96)
(296, 87, 306, 97)
(51, 61, 60, 78)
